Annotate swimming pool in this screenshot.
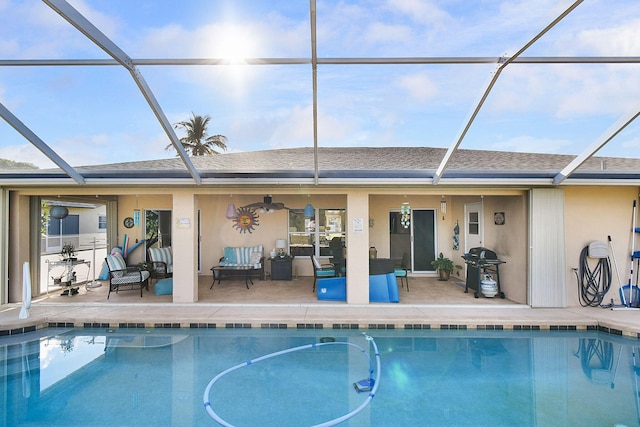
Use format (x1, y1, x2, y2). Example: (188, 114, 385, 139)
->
(1, 327, 639, 426)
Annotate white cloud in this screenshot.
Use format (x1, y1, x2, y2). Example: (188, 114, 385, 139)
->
(66, 0, 120, 39)
(0, 144, 53, 168)
(395, 73, 439, 101)
(134, 16, 307, 58)
(386, 0, 453, 27)
(365, 22, 413, 44)
(575, 19, 640, 56)
(483, 62, 640, 120)
(620, 135, 640, 151)
(268, 105, 314, 147)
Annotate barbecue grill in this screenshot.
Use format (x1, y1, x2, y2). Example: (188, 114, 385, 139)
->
(462, 247, 506, 298)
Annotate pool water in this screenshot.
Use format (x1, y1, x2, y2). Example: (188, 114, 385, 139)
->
(2, 327, 639, 426)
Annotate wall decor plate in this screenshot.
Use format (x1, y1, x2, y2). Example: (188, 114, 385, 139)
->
(232, 207, 260, 233)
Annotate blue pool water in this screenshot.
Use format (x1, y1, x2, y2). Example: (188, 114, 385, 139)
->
(2, 327, 640, 426)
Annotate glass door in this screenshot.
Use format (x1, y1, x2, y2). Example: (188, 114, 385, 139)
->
(412, 209, 436, 272)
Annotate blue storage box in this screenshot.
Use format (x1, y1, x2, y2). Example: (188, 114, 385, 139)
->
(317, 277, 346, 301)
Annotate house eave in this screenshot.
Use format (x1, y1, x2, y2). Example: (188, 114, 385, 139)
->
(1, 169, 640, 188)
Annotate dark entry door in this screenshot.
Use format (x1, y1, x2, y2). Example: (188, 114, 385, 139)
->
(413, 209, 436, 272)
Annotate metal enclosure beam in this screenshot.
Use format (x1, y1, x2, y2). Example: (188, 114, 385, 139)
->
(3, 56, 640, 67)
(432, 0, 584, 185)
(554, 107, 640, 184)
(310, 0, 319, 185)
(43, 0, 202, 185)
(0, 102, 85, 184)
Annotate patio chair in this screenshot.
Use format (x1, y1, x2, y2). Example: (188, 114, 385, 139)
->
(311, 255, 337, 292)
(329, 237, 346, 276)
(147, 246, 173, 280)
(105, 252, 150, 299)
(394, 252, 410, 292)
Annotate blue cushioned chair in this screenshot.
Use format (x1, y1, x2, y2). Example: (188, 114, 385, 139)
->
(311, 255, 337, 292)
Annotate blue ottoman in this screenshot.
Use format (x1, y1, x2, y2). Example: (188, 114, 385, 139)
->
(154, 278, 173, 296)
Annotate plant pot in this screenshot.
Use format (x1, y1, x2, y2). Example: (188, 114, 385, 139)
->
(438, 269, 450, 281)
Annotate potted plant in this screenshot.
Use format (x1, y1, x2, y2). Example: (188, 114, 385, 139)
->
(60, 243, 77, 261)
(432, 252, 455, 281)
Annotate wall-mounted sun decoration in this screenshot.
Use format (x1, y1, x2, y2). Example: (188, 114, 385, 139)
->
(232, 207, 260, 234)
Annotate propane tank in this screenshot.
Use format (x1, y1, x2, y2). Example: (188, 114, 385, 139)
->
(480, 274, 498, 298)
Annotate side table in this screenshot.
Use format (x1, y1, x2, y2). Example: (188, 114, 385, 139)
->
(270, 256, 293, 281)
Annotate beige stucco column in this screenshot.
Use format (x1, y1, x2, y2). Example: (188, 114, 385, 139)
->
(346, 191, 369, 304)
(172, 192, 199, 303)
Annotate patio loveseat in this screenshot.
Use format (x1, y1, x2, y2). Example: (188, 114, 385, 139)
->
(211, 245, 265, 287)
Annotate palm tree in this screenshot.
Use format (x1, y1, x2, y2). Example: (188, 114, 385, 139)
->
(167, 113, 228, 156)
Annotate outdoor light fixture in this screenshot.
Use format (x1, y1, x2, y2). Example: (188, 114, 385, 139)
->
(441, 197, 447, 219)
(225, 203, 237, 219)
(304, 203, 314, 218)
(401, 202, 411, 228)
(49, 205, 69, 220)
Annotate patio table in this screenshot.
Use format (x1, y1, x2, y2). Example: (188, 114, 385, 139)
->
(210, 265, 256, 289)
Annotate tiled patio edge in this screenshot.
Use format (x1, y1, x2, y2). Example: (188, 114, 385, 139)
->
(1, 320, 638, 339)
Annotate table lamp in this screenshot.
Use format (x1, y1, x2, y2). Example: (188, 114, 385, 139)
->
(276, 239, 287, 257)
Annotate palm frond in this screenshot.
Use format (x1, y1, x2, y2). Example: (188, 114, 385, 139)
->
(169, 112, 228, 156)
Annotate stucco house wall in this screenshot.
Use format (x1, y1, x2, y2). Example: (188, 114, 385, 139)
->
(563, 186, 639, 307)
(5, 181, 640, 308)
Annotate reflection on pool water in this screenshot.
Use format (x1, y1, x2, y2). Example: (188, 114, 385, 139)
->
(1, 327, 639, 426)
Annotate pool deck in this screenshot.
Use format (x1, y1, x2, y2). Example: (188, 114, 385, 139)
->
(2, 276, 640, 338)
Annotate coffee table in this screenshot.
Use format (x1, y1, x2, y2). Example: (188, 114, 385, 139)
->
(210, 265, 256, 289)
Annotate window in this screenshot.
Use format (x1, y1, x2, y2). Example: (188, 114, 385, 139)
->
(289, 208, 345, 257)
(47, 214, 79, 236)
(98, 215, 107, 230)
(469, 212, 479, 235)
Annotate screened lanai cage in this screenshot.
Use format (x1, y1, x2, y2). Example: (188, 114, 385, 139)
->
(0, 0, 638, 180)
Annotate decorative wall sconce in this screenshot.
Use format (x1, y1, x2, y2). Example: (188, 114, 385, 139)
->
(400, 202, 411, 228)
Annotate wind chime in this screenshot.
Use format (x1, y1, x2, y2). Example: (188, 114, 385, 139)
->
(400, 202, 411, 228)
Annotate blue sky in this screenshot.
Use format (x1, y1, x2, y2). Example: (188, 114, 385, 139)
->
(0, 0, 639, 168)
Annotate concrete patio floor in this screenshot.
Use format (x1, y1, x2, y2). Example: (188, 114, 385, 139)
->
(2, 275, 640, 338)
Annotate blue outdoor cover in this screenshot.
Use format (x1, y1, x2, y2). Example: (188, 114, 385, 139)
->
(317, 277, 346, 301)
(369, 273, 399, 303)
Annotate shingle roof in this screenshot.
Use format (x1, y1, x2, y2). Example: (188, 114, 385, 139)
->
(69, 147, 640, 172)
(3, 147, 640, 184)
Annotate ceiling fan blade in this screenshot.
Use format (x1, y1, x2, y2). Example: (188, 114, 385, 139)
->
(241, 202, 262, 209)
(241, 201, 288, 210)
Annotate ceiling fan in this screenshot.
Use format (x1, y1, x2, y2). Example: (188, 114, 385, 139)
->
(242, 195, 288, 213)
